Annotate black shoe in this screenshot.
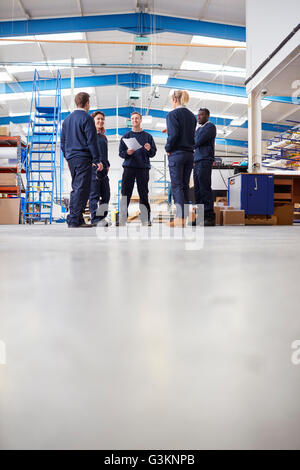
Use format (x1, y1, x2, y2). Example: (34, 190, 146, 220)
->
(68, 223, 93, 228)
(204, 218, 216, 226)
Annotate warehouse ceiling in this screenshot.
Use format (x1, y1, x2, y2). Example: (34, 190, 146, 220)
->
(0, 0, 299, 155)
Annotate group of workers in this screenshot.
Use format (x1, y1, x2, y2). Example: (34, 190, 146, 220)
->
(61, 89, 217, 228)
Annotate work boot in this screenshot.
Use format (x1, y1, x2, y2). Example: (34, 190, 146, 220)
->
(204, 218, 216, 226)
(167, 217, 185, 227)
(68, 223, 94, 228)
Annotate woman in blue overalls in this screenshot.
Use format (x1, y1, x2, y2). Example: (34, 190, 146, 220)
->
(165, 90, 197, 227)
(89, 111, 111, 226)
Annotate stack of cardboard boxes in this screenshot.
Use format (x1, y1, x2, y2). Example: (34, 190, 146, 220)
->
(0, 131, 21, 223)
(0, 170, 21, 224)
(214, 197, 245, 226)
(0, 125, 10, 136)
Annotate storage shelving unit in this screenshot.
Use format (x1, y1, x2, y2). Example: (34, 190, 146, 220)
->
(0, 135, 26, 196)
(263, 124, 300, 171)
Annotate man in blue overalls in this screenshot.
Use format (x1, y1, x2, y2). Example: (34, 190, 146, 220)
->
(61, 92, 103, 227)
(193, 108, 217, 226)
(89, 111, 111, 227)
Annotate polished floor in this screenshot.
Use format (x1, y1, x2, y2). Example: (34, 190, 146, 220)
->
(0, 224, 300, 450)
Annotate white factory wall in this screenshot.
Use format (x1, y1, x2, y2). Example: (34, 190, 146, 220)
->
(246, 0, 300, 91)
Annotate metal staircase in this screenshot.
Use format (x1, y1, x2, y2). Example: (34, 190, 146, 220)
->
(24, 70, 63, 224)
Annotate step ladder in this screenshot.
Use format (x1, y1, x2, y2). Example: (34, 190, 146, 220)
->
(24, 70, 63, 224)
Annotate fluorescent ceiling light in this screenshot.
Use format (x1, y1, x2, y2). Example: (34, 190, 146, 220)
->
(156, 122, 166, 128)
(230, 117, 247, 126)
(152, 75, 169, 85)
(210, 113, 238, 120)
(142, 116, 153, 124)
(261, 100, 271, 109)
(35, 33, 84, 41)
(169, 88, 248, 105)
(180, 60, 246, 78)
(169, 89, 271, 108)
(163, 107, 172, 112)
(0, 71, 12, 82)
(0, 86, 95, 102)
(39, 87, 95, 97)
(0, 32, 84, 47)
(7, 58, 88, 74)
(0, 92, 31, 102)
(191, 35, 246, 48)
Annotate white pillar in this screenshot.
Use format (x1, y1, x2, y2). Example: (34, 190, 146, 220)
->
(70, 57, 75, 112)
(248, 90, 262, 173)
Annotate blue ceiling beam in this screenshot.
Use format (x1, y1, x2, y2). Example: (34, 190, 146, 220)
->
(264, 96, 300, 105)
(1, 106, 291, 134)
(163, 77, 247, 98)
(1, 73, 297, 105)
(0, 13, 245, 41)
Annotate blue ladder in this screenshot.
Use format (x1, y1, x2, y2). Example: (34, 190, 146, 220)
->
(24, 70, 63, 224)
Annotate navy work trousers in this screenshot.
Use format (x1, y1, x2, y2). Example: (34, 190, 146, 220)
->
(89, 168, 111, 222)
(120, 167, 151, 223)
(168, 151, 193, 219)
(193, 159, 215, 220)
(67, 157, 92, 227)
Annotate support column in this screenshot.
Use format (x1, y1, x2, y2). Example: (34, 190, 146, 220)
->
(248, 89, 262, 173)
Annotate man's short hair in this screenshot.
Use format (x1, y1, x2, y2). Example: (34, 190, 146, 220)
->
(91, 110, 105, 119)
(198, 107, 210, 117)
(131, 111, 142, 118)
(75, 92, 90, 108)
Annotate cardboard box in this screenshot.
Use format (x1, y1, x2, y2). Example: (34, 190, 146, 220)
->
(0, 125, 10, 136)
(0, 173, 17, 186)
(218, 206, 234, 225)
(216, 196, 228, 204)
(0, 198, 20, 224)
(274, 203, 294, 225)
(214, 205, 233, 225)
(222, 209, 245, 226)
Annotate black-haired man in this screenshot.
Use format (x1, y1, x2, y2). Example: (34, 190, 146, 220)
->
(193, 108, 217, 226)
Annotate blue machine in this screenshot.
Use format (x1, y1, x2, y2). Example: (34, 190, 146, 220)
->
(228, 173, 274, 216)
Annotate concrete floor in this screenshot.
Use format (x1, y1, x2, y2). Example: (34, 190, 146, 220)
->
(0, 224, 300, 450)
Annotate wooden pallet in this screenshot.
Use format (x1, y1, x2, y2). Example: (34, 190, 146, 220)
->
(245, 215, 277, 225)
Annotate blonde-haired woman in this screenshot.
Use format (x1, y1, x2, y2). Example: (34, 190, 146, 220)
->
(165, 90, 197, 227)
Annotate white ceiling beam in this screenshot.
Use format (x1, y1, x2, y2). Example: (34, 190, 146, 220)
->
(198, 0, 211, 20)
(273, 107, 299, 124)
(17, 0, 30, 19)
